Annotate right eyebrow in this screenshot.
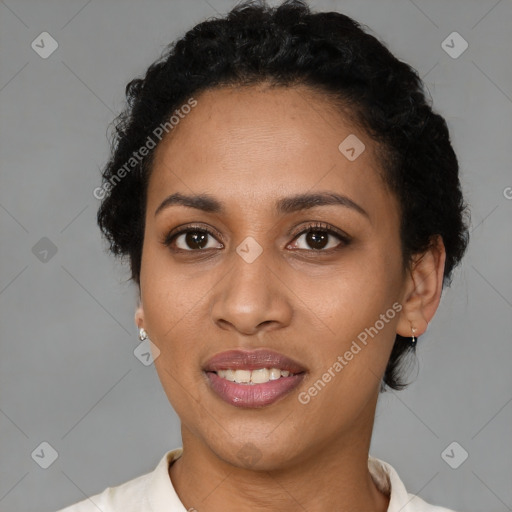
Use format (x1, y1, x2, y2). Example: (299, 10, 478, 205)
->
(155, 193, 224, 217)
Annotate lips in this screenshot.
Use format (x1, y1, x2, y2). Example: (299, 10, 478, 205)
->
(203, 349, 307, 408)
(203, 349, 307, 374)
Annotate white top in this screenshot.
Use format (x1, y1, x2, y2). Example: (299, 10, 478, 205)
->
(57, 447, 457, 512)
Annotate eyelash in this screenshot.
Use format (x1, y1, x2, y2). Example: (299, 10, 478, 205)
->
(162, 222, 351, 253)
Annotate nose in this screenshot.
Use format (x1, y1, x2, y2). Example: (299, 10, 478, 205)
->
(210, 250, 293, 336)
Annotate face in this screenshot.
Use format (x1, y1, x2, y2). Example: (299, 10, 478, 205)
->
(137, 84, 410, 470)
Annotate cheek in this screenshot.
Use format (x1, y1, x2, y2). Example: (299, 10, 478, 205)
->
(294, 288, 400, 431)
(302, 245, 402, 334)
(139, 242, 220, 374)
(296, 245, 403, 393)
(140, 240, 210, 333)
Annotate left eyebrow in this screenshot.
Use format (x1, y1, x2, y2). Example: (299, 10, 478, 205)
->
(275, 192, 369, 219)
(154, 191, 369, 219)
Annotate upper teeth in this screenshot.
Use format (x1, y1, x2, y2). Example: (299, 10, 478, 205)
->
(216, 368, 292, 384)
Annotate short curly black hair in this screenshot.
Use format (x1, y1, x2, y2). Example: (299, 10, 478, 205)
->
(97, 0, 469, 391)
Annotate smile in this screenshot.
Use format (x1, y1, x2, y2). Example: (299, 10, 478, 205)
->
(215, 368, 295, 384)
(203, 349, 307, 408)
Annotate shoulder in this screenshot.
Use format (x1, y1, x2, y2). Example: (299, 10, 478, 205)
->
(56, 448, 183, 512)
(404, 492, 459, 512)
(368, 456, 459, 512)
(56, 469, 152, 512)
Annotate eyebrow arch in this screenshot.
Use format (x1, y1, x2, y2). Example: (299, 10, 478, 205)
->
(154, 191, 369, 219)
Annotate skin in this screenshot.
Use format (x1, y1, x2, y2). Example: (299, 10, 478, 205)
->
(134, 84, 446, 512)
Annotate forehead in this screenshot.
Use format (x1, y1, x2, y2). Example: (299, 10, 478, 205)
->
(148, 84, 393, 217)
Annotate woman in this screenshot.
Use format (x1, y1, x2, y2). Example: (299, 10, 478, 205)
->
(59, 1, 469, 510)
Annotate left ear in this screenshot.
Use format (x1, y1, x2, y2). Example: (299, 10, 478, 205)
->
(134, 302, 145, 331)
(396, 235, 446, 338)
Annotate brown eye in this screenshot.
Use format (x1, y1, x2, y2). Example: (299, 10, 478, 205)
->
(165, 228, 223, 251)
(288, 223, 351, 251)
(291, 230, 341, 250)
(305, 231, 330, 250)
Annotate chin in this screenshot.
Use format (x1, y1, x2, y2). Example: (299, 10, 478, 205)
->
(206, 433, 304, 472)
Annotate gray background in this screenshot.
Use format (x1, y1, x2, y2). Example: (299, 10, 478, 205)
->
(0, 0, 511, 511)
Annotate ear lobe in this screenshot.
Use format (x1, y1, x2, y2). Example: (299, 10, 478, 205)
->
(134, 303, 145, 330)
(396, 236, 446, 338)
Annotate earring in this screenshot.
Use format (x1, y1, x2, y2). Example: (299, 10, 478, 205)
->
(410, 326, 417, 346)
(138, 327, 148, 341)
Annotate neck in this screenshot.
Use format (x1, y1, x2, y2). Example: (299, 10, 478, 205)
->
(169, 398, 389, 512)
